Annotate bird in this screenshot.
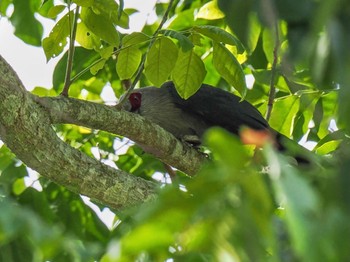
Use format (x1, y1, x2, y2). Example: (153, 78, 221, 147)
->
(123, 81, 309, 163)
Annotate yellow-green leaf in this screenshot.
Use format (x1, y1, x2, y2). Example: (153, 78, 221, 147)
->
(42, 11, 73, 61)
(47, 5, 66, 18)
(73, 0, 94, 7)
(196, 0, 225, 20)
(122, 32, 150, 47)
(116, 46, 142, 80)
(171, 49, 206, 99)
(193, 25, 244, 52)
(80, 7, 119, 46)
(213, 42, 247, 97)
(269, 95, 300, 136)
(145, 37, 179, 86)
(76, 21, 100, 50)
(90, 59, 106, 75)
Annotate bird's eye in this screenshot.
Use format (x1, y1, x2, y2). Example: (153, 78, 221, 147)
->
(129, 92, 142, 111)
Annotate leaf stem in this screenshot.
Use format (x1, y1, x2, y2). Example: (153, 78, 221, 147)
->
(61, 5, 80, 97)
(266, 21, 279, 121)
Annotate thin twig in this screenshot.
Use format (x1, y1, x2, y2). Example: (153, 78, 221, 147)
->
(61, 5, 80, 97)
(266, 21, 280, 121)
(117, 0, 176, 106)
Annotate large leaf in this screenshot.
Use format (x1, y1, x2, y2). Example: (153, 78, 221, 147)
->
(193, 25, 245, 52)
(52, 47, 100, 89)
(122, 32, 150, 47)
(92, 0, 129, 29)
(116, 46, 142, 80)
(213, 42, 247, 97)
(76, 21, 100, 50)
(196, 0, 225, 20)
(9, 0, 43, 46)
(269, 95, 300, 136)
(171, 49, 206, 99)
(145, 37, 179, 86)
(80, 7, 119, 46)
(265, 148, 320, 261)
(42, 11, 73, 61)
(161, 30, 194, 51)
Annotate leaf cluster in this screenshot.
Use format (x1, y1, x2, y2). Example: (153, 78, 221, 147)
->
(1, 0, 350, 261)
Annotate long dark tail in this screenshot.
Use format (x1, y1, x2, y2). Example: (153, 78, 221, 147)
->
(274, 131, 311, 164)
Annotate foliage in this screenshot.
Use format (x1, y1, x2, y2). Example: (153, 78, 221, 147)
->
(1, 0, 350, 261)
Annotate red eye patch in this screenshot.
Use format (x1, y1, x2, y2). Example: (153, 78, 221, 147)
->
(129, 92, 142, 112)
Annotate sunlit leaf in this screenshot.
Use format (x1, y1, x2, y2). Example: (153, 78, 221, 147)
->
(73, 0, 94, 7)
(193, 25, 245, 52)
(122, 32, 150, 47)
(80, 7, 119, 46)
(90, 59, 106, 75)
(213, 42, 247, 97)
(76, 21, 101, 50)
(269, 95, 300, 136)
(116, 46, 142, 80)
(46, 5, 66, 18)
(161, 29, 194, 51)
(171, 49, 206, 99)
(10, 0, 43, 46)
(196, 0, 225, 20)
(145, 37, 179, 86)
(92, 0, 129, 29)
(42, 11, 73, 61)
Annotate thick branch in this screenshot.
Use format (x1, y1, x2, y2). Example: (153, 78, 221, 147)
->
(36, 96, 206, 175)
(0, 55, 206, 211)
(0, 55, 159, 212)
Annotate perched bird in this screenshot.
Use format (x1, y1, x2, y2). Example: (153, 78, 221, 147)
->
(124, 81, 308, 163)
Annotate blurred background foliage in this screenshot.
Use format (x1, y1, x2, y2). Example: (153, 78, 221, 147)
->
(1, 0, 350, 261)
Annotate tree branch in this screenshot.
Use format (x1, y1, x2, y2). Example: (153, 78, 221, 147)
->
(36, 96, 206, 175)
(0, 55, 205, 211)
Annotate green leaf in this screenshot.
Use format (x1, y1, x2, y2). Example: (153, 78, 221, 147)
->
(313, 129, 344, 154)
(196, 0, 225, 20)
(122, 32, 150, 47)
(80, 7, 119, 46)
(297, 93, 321, 134)
(193, 25, 244, 52)
(161, 29, 194, 51)
(10, 0, 43, 46)
(204, 127, 249, 169)
(31, 87, 57, 96)
(53, 47, 100, 89)
(0, 0, 11, 15)
(76, 21, 101, 50)
(213, 42, 247, 97)
(171, 49, 206, 99)
(318, 92, 338, 138)
(145, 37, 179, 86)
(73, 0, 94, 7)
(315, 140, 341, 155)
(262, 27, 275, 64)
(269, 95, 300, 136)
(42, 11, 73, 61)
(90, 60, 106, 75)
(116, 46, 142, 80)
(168, 8, 196, 30)
(46, 4, 66, 18)
(92, 0, 130, 29)
(99, 46, 114, 59)
(246, 13, 262, 54)
(266, 151, 320, 260)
